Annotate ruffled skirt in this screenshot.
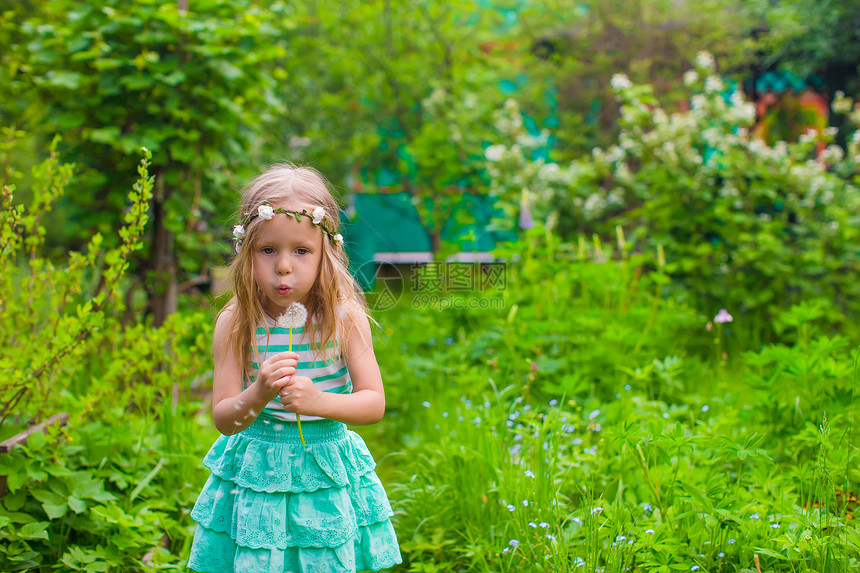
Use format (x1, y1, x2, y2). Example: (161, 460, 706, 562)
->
(188, 417, 402, 572)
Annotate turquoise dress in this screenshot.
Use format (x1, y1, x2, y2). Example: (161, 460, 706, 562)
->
(187, 320, 402, 572)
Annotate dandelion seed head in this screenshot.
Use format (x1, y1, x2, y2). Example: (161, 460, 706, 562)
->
(276, 302, 308, 329)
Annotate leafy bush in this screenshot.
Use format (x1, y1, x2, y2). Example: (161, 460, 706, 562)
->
(0, 403, 215, 572)
(0, 136, 214, 572)
(484, 54, 860, 341)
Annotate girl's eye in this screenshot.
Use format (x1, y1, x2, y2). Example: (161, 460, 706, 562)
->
(261, 247, 275, 254)
(296, 248, 309, 255)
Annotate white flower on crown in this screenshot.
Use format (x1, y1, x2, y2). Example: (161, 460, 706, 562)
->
(258, 204, 274, 220)
(233, 225, 246, 239)
(333, 233, 344, 246)
(312, 206, 326, 225)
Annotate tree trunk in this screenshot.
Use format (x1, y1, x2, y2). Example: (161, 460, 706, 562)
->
(430, 229, 442, 254)
(151, 197, 178, 327)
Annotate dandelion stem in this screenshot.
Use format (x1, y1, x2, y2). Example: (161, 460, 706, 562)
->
(290, 327, 306, 446)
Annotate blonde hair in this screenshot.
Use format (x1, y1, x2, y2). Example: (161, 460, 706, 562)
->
(220, 163, 367, 378)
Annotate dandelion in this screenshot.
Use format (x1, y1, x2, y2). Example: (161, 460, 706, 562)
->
(714, 309, 733, 323)
(277, 302, 309, 445)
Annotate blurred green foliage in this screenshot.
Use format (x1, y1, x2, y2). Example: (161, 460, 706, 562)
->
(1, 0, 289, 320)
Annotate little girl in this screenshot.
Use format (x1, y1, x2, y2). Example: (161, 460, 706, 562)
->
(188, 164, 402, 573)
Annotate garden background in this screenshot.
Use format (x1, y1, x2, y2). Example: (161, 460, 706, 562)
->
(2, 0, 860, 571)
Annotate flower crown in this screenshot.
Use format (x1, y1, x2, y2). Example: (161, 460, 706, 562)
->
(232, 202, 343, 252)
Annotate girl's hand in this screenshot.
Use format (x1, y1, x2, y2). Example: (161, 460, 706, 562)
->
(279, 375, 322, 415)
(254, 351, 299, 402)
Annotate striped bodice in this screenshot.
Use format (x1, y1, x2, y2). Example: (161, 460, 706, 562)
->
(246, 317, 352, 422)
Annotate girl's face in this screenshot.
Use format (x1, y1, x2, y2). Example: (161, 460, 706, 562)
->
(252, 208, 323, 317)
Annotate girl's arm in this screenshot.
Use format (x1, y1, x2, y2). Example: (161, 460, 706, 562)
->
(211, 307, 298, 435)
(284, 304, 386, 425)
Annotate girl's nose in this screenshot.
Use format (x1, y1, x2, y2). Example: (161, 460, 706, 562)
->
(276, 256, 291, 275)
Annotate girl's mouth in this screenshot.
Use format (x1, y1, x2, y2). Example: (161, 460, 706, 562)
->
(277, 286, 292, 295)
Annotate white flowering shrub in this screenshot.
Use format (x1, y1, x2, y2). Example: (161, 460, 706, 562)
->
(486, 54, 860, 325)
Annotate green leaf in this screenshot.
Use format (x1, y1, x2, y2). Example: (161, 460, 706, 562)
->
(42, 502, 68, 520)
(31, 489, 67, 519)
(130, 458, 165, 501)
(20, 521, 49, 541)
(159, 70, 186, 86)
(67, 495, 87, 514)
(89, 126, 122, 145)
(43, 71, 82, 89)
